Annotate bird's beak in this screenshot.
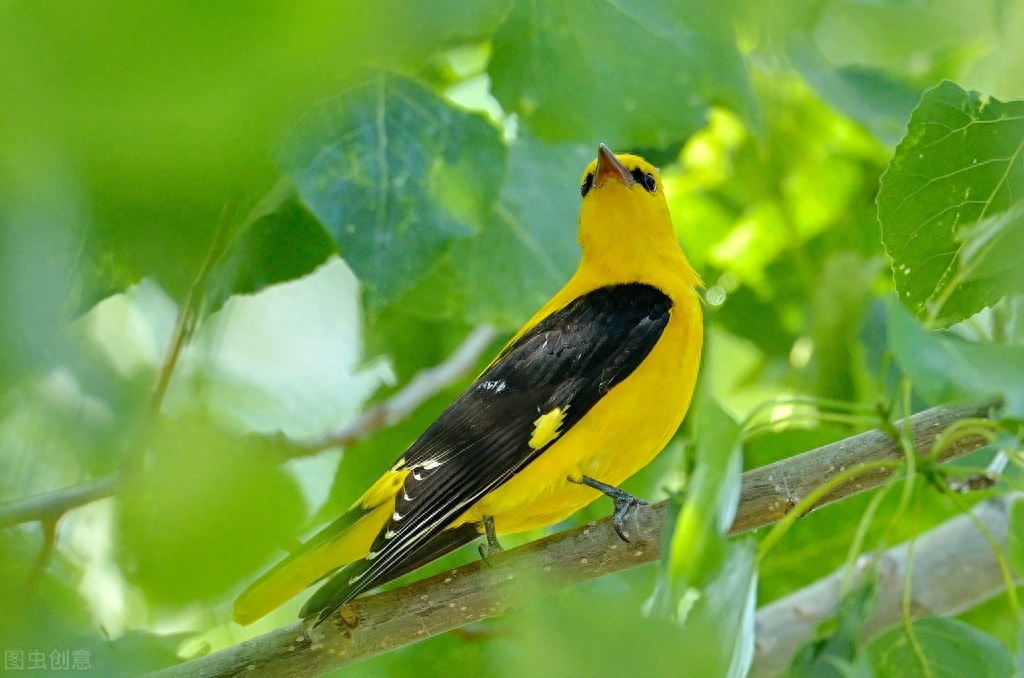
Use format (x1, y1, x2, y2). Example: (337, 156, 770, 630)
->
(594, 143, 634, 189)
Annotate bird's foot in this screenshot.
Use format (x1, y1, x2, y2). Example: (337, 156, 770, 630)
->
(578, 475, 649, 543)
(478, 515, 504, 563)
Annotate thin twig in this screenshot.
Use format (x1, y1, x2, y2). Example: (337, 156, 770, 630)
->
(295, 325, 501, 455)
(0, 475, 121, 529)
(145, 400, 996, 678)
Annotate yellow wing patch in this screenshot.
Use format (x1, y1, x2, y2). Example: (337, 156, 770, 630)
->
(356, 469, 410, 510)
(529, 407, 567, 450)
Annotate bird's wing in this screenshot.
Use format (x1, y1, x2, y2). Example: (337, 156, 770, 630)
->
(306, 282, 674, 621)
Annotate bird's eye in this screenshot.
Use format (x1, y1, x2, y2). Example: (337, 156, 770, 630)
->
(581, 172, 594, 197)
(630, 168, 657, 193)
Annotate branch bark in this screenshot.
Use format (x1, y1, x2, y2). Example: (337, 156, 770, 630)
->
(0, 475, 121, 529)
(751, 491, 1020, 678)
(146, 400, 996, 678)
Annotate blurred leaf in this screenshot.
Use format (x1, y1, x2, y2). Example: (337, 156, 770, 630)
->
(116, 416, 304, 606)
(790, 572, 878, 678)
(879, 81, 1024, 327)
(805, 253, 887, 401)
(866, 617, 1012, 678)
(789, 36, 921, 146)
(0, 2, 511, 311)
(669, 542, 758, 678)
(0, 150, 83, 387)
(500, 581, 741, 678)
(1007, 498, 1024, 574)
(282, 72, 506, 312)
(652, 396, 742, 613)
(489, 0, 756, 147)
(888, 298, 1024, 416)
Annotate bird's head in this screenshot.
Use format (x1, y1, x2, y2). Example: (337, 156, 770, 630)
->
(576, 144, 694, 280)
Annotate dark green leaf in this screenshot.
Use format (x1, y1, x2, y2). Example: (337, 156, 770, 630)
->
(888, 298, 1024, 416)
(282, 73, 506, 311)
(458, 138, 588, 325)
(878, 81, 1024, 326)
(489, 0, 756, 146)
(207, 191, 336, 313)
(866, 617, 1012, 678)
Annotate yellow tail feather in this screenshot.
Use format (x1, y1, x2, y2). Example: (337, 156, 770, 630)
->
(232, 502, 391, 626)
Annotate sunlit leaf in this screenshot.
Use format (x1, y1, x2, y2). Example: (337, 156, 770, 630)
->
(866, 617, 1012, 678)
(489, 0, 756, 146)
(879, 81, 1024, 326)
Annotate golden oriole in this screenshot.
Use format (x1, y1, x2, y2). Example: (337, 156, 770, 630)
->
(233, 144, 703, 626)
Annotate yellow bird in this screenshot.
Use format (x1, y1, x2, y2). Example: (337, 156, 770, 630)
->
(233, 144, 704, 626)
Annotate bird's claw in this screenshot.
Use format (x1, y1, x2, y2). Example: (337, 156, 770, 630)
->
(611, 495, 649, 542)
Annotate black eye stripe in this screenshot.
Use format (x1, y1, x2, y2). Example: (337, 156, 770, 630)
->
(581, 172, 594, 197)
(630, 168, 657, 193)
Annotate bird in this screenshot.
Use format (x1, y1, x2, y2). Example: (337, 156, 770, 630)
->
(232, 144, 704, 627)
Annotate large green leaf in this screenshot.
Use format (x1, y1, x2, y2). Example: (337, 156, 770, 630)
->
(866, 617, 1012, 678)
(888, 298, 1024, 416)
(878, 81, 1024, 326)
(449, 139, 589, 327)
(281, 73, 506, 312)
(488, 0, 756, 147)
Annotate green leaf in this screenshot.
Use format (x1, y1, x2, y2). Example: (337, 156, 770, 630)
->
(788, 36, 921, 146)
(956, 204, 1024, 299)
(866, 617, 1012, 678)
(888, 298, 1024, 416)
(668, 542, 758, 678)
(207, 191, 336, 313)
(451, 138, 589, 327)
(281, 73, 506, 311)
(653, 395, 743, 612)
(1007, 498, 1024, 575)
(878, 81, 1024, 326)
(790, 573, 878, 678)
(115, 416, 305, 607)
(489, 0, 756, 146)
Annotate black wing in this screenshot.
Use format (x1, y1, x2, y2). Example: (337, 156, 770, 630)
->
(306, 283, 673, 622)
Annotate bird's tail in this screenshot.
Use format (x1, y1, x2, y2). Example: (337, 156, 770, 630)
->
(231, 501, 391, 626)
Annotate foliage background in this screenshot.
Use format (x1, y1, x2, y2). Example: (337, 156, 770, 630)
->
(2, 0, 1024, 676)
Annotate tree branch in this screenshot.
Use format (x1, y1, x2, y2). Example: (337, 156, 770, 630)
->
(294, 325, 500, 455)
(751, 491, 1021, 678)
(146, 400, 996, 678)
(0, 475, 121, 529)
